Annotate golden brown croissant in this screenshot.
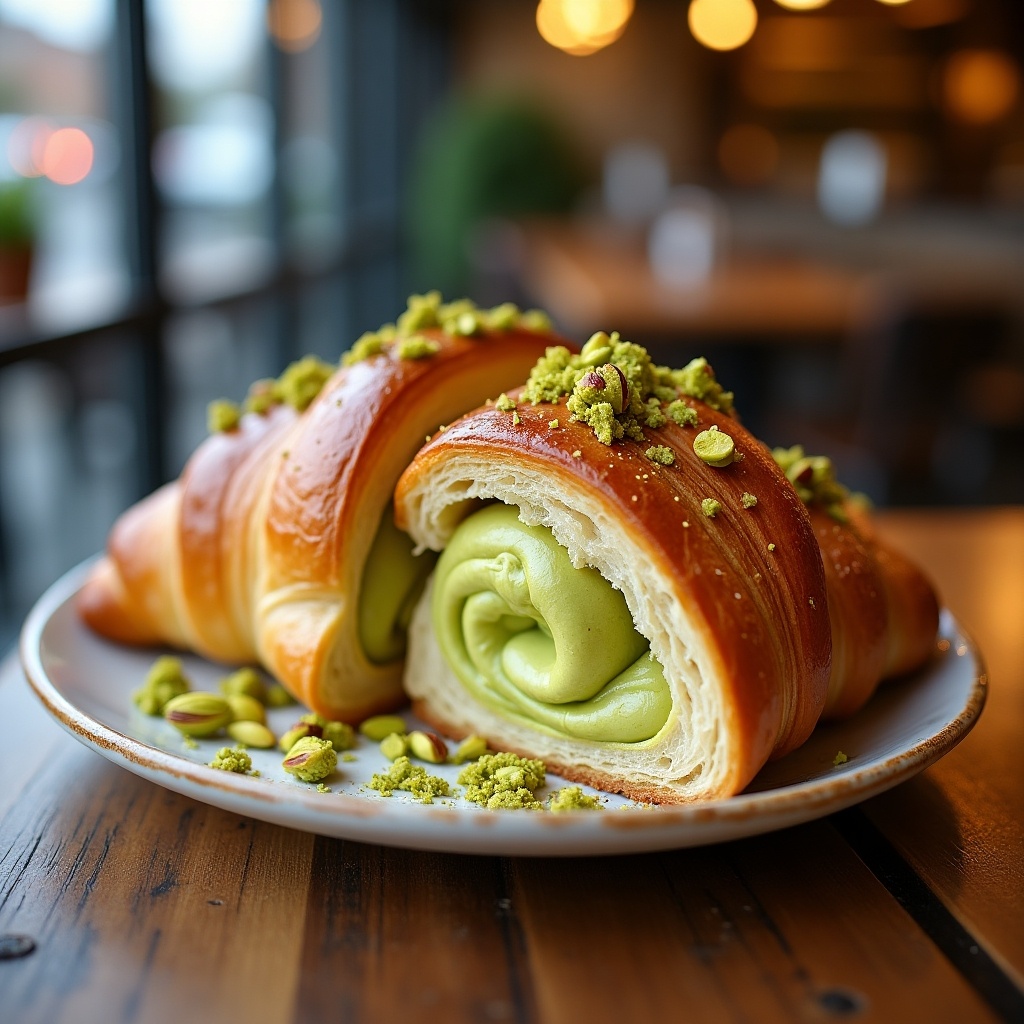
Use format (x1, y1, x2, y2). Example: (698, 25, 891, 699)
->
(394, 334, 939, 802)
(78, 297, 560, 721)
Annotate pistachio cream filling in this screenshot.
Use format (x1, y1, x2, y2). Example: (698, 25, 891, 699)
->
(359, 509, 438, 664)
(432, 504, 671, 743)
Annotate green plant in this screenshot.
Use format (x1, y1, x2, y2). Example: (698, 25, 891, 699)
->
(0, 179, 36, 249)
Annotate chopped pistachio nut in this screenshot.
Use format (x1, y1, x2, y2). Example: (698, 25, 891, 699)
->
(666, 400, 698, 428)
(276, 356, 335, 412)
(208, 399, 241, 434)
(243, 378, 278, 414)
(322, 720, 357, 752)
(316, 783, 331, 794)
(495, 393, 516, 412)
(227, 720, 276, 749)
(368, 756, 450, 804)
(282, 736, 337, 783)
(342, 331, 386, 366)
(768, 542, 776, 551)
(548, 418, 560, 429)
(219, 667, 267, 703)
(208, 746, 253, 774)
(486, 302, 519, 330)
(133, 655, 190, 716)
(278, 722, 317, 752)
(408, 730, 448, 764)
(643, 398, 666, 429)
(397, 290, 443, 334)
(359, 714, 407, 741)
(772, 445, 848, 519)
(458, 752, 546, 810)
(520, 309, 553, 332)
(512, 411, 521, 426)
(449, 310, 484, 337)
(548, 786, 602, 812)
(662, 357, 735, 415)
(163, 692, 233, 738)
(645, 445, 675, 466)
(225, 693, 265, 724)
(741, 492, 758, 509)
(396, 334, 441, 360)
(701, 497, 723, 519)
(571, 450, 582, 458)
(693, 426, 735, 467)
(380, 732, 408, 761)
(451, 735, 489, 764)
(833, 751, 849, 767)
(265, 683, 297, 708)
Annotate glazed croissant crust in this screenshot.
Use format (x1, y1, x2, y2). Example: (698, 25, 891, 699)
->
(78, 310, 558, 721)
(394, 388, 939, 803)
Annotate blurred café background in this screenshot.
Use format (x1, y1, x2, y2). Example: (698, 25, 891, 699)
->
(0, 0, 1021, 644)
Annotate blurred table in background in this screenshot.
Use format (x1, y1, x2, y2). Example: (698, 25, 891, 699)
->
(1, 508, 1022, 1023)
(518, 219, 877, 342)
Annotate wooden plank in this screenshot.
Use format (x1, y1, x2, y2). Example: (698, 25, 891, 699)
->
(295, 840, 536, 1023)
(0, 670, 314, 1024)
(511, 822, 997, 1024)
(865, 509, 1024, 987)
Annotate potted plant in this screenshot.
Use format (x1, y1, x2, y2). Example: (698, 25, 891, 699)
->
(0, 178, 36, 303)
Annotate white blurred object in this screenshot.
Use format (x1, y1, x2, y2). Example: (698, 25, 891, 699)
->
(647, 187, 723, 287)
(817, 130, 888, 226)
(602, 142, 670, 227)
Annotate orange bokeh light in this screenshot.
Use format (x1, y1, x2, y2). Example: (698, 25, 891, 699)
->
(944, 50, 1021, 125)
(536, 0, 634, 57)
(267, 0, 322, 54)
(41, 127, 94, 185)
(772, 0, 831, 10)
(688, 0, 758, 53)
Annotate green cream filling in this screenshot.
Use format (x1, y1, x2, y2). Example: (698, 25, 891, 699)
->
(432, 504, 671, 743)
(359, 509, 437, 664)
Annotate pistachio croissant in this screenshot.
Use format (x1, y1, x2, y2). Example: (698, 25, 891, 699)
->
(394, 334, 939, 802)
(78, 296, 559, 721)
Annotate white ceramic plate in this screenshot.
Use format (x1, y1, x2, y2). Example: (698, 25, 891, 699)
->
(21, 560, 986, 857)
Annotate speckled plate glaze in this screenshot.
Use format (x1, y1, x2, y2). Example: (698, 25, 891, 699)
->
(21, 560, 986, 857)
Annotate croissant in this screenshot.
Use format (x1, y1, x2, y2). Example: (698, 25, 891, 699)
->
(394, 332, 939, 803)
(78, 295, 560, 721)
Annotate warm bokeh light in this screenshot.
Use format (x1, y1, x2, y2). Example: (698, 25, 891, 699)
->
(688, 0, 758, 53)
(771, 0, 832, 11)
(536, 0, 634, 57)
(41, 127, 94, 185)
(874, 0, 915, 6)
(893, 0, 967, 29)
(718, 124, 780, 185)
(944, 50, 1021, 125)
(6, 118, 54, 177)
(267, 0, 322, 54)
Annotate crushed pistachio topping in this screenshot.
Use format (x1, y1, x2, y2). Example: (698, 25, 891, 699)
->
(208, 746, 253, 774)
(768, 542, 776, 551)
(316, 783, 331, 793)
(243, 378, 277, 415)
(495, 393, 516, 412)
(343, 293, 553, 367)
(701, 497, 722, 518)
(396, 335, 441, 360)
(693, 425, 736, 468)
(207, 399, 241, 434)
(458, 752, 546, 810)
(772, 445, 849, 521)
(833, 751, 849, 767)
(277, 356, 335, 411)
(548, 786, 603, 812)
(368, 756, 451, 804)
(645, 445, 675, 466)
(666, 399, 698, 427)
(741, 492, 758, 509)
(134, 656, 191, 716)
(519, 331, 734, 447)
(512, 411, 521, 426)
(219, 667, 267, 703)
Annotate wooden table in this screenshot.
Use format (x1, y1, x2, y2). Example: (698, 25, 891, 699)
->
(518, 220, 876, 341)
(1, 509, 1022, 1023)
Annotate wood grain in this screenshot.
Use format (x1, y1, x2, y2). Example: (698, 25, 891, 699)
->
(1, 508, 1022, 1023)
(867, 509, 1024, 988)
